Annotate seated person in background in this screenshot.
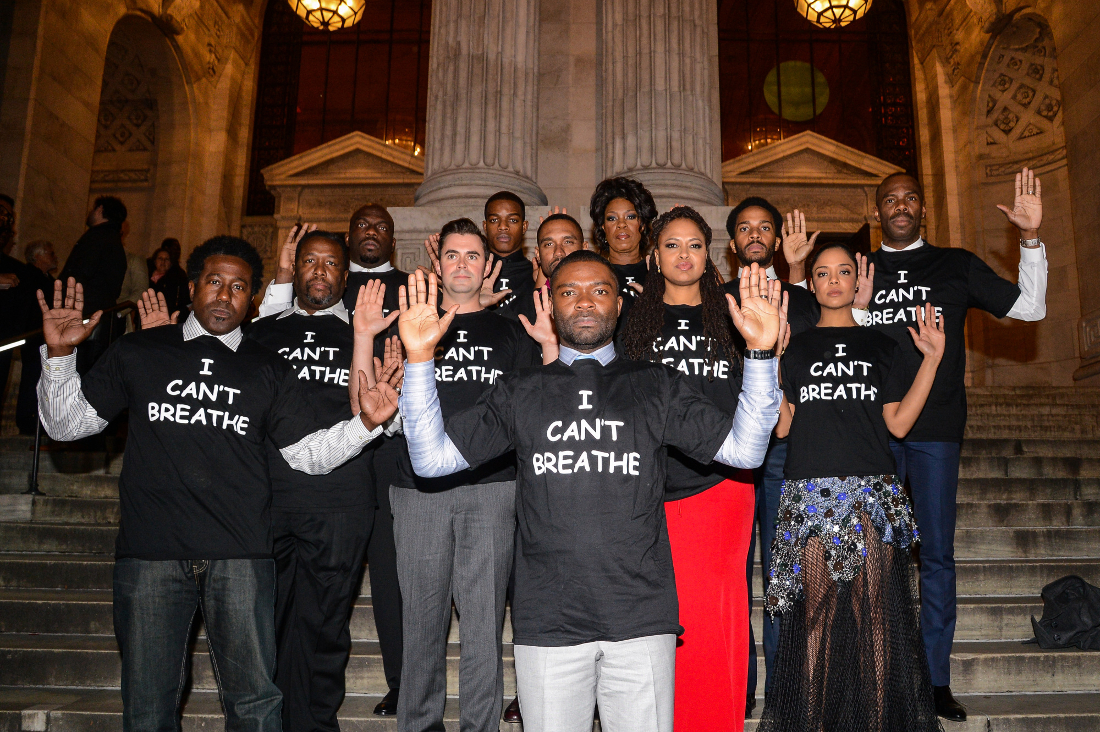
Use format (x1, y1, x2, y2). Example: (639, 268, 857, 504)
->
(148, 246, 192, 316)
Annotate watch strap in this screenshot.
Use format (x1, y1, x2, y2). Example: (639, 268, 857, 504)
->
(745, 349, 776, 360)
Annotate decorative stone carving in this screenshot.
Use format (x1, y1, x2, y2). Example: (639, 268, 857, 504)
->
(599, 0, 724, 207)
(414, 0, 546, 207)
(722, 131, 903, 233)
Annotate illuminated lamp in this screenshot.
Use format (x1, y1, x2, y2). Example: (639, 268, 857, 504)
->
(793, 0, 872, 28)
(288, 0, 365, 31)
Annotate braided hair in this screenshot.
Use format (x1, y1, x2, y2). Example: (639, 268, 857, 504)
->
(620, 206, 740, 380)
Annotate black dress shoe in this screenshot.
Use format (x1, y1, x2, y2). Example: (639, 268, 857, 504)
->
(373, 688, 399, 716)
(933, 685, 966, 722)
(746, 693, 756, 717)
(503, 696, 521, 723)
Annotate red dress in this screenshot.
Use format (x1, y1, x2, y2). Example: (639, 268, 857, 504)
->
(666, 474, 756, 731)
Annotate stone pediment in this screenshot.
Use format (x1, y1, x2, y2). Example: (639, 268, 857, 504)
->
(262, 131, 425, 187)
(722, 131, 902, 185)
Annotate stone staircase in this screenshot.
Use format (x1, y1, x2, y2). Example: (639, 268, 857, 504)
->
(0, 387, 1099, 730)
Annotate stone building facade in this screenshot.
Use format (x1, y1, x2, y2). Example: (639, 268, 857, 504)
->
(1, 0, 1098, 386)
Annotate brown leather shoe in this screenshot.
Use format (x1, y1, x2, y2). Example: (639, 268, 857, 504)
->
(373, 688, 399, 716)
(503, 696, 521, 723)
(933, 685, 966, 722)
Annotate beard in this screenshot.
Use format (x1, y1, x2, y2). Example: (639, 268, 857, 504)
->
(556, 312, 617, 350)
(734, 244, 774, 269)
(300, 280, 339, 309)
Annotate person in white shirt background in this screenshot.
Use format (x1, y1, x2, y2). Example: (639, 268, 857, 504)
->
(849, 167, 1046, 722)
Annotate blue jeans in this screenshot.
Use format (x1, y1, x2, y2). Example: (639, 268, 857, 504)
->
(890, 440, 961, 687)
(747, 439, 785, 697)
(113, 558, 281, 732)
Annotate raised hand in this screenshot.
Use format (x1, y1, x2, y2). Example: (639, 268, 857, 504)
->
(519, 286, 559, 363)
(38, 278, 102, 358)
(782, 209, 819, 283)
(397, 269, 458, 363)
(479, 254, 511, 308)
(276, 223, 317, 284)
(423, 233, 441, 276)
(995, 167, 1042, 238)
(137, 288, 178, 329)
(726, 264, 781, 352)
(853, 252, 875, 310)
(908, 303, 945, 361)
(353, 281, 399, 339)
(356, 357, 402, 430)
(538, 206, 568, 224)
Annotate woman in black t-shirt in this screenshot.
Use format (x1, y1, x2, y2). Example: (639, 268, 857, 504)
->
(589, 177, 657, 318)
(758, 243, 946, 732)
(620, 206, 756, 730)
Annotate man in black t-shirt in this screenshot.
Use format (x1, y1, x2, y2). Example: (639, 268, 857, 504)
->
(483, 190, 537, 315)
(724, 196, 819, 709)
(36, 236, 400, 732)
(390, 218, 538, 732)
(259, 203, 408, 716)
(248, 230, 390, 732)
(851, 169, 1047, 721)
(397, 251, 782, 732)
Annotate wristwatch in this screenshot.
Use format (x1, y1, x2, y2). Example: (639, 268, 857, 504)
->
(745, 349, 776, 360)
(1020, 237, 1041, 249)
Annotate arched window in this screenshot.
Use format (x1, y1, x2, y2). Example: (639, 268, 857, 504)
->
(717, 0, 916, 172)
(245, 0, 431, 216)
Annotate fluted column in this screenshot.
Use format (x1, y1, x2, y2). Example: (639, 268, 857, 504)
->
(415, 0, 547, 206)
(600, 0, 725, 206)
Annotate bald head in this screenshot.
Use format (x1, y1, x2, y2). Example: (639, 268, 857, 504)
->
(347, 204, 395, 267)
(873, 173, 925, 248)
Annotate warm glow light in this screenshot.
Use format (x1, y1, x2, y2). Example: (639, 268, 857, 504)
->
(793, 0, 872, 28)
(288, 0, 366, 31)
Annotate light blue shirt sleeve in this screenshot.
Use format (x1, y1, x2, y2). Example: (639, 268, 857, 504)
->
(713, 358, 781, 469)
(398, 360, 471, 477)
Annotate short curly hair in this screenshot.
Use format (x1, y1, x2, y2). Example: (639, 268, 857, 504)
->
(186, 236, 265, 295)
(588, 177, 658, 256)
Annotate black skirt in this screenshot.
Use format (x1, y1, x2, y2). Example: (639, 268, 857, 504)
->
(757, 475, 942, 732)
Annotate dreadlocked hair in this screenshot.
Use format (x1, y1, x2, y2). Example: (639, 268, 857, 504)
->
(620, 207, 741, 380)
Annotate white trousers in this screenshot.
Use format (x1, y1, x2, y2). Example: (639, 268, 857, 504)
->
(513, 634, 676, 732)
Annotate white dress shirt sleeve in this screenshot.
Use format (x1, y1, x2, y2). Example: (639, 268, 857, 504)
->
(1006, 243, 1047, 321)
(397, 360, 471, 477)
(258, 281, 295, 318)
(36, 347, 109, 441)
(714, 358, 781, 469)
(279, 415, 382, 475)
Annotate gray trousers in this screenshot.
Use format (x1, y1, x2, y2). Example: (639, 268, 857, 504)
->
(514, 634, 676, 732)
(390, 481, 516, 732)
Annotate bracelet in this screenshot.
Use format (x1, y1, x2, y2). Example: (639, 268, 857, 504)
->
(1020, 237, 1041, 248)
(745, 349, 776, 360)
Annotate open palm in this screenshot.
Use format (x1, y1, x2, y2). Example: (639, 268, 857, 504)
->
(996, 167, 1042, 234)
(727, 264, 781, 351)
(397, 269, 457, 361)
(39, 278, 101, 357)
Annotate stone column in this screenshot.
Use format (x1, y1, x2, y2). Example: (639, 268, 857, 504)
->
(599, 0, 725, 207)
(414, 0, 547, 207)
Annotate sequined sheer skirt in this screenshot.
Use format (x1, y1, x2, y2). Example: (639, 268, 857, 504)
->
(757, 476, 942, 732)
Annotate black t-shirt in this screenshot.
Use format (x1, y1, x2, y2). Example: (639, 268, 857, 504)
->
(342, 268, 408, 322)
(491, 249, 536, 318)
(444, 357, 732, 646)
(81, 325, 329, 560)
(611, 260, 648, 322)
(865, 244, 1020, 441)
(640, 304, 743, 501)
(396, 308, 538, 490)
(247, 312, 374, 511)
(781, 327, 909, 480)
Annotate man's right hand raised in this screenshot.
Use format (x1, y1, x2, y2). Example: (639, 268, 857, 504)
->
(397, 269, 458, 363)
(39, 278, 102, 358)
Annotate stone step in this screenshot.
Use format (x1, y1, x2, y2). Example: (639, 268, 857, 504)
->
(0, 522, 116, 554)
(0, 635, 518, 696)
(957, 501, 1100, 527)
(1, 687, 1098, 732)
(0, 553, 114, 590)
(0, 449, 123, 475)
(954, 527, 1100, 559)
(0, 495, 119, 523)
(959, 456, 1100, 479)
(956, 477, 1100, 502)
(0, 471, 118, 498)
(0, 587, 1043, 644)
(966, 425, 1100, 440)
(961, 439, 1100, 458)
(0, 634, 1094, 697)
